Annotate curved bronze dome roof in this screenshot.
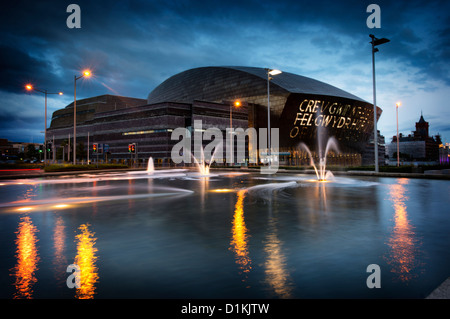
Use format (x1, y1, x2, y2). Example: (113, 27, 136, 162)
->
(147, 66, 367, 117)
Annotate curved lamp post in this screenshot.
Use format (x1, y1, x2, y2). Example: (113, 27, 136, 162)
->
(25, 84, 63, 166)
(266, 68, 282, 166)
(73, 70, 91, 164)
(370, 34, 390, 172)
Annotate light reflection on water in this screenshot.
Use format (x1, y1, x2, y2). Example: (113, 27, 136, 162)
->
(385, 178, 424, 283)
(53, 215, 67, 285)
(263, 204, 293, 298)
(74, 224, 99, 299)
(230, 189, 252, 280)
(0, 172, 449, 298)
(11, 215, 40, 299)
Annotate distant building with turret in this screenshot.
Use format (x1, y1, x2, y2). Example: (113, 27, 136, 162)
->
(387, 113, 440, 163)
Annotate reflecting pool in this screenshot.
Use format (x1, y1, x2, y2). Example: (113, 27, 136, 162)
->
(0, 170, 449, 298)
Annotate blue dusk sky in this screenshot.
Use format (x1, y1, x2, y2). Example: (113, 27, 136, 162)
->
(0, 0, 449, 144)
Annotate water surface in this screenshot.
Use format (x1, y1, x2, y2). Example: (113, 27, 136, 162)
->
(0, 171, 449, 299)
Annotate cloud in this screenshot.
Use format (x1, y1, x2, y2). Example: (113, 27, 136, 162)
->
(0, 45, 57, 94)
(0, 0, 449, 143)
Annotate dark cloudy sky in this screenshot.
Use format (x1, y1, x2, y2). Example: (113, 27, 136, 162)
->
(1, 0, 449, 144)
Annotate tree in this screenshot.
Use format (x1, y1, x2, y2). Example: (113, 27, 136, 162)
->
(76, 142, 86, 160)
(26, 144, 38, 159)
(435, 134, 443, 145)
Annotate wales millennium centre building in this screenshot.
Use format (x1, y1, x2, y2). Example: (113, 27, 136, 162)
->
(47, 66, 383, 167)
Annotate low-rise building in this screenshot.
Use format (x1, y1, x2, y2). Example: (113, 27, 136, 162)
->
(387, 113, 440, 163)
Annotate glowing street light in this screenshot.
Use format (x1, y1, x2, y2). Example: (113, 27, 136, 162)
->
(25, 84, 63, 166)
(268, 69, 282, 76)
(396, 102, 401, 167)
(73, 69, 92, 164)
(266, 68, 282, 166)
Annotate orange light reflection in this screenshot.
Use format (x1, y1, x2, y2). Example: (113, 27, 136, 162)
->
(74, 224, 99, 299)
(264, 217, 293, 298)
(229, 190, 252, 280)
(11, 216, 40, 299)
(211, 188, 234, 193)
(386, 178, 422, 282)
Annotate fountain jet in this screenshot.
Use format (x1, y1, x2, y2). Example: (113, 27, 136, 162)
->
(191, 143, 221, 176)
(147, 157, 154, 174)
(299, 115, 340, 182)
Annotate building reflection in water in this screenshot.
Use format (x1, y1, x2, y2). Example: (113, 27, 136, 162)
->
(74, 223, 99, 299)
(264, 209, 293, 299)
(128, 178, 135, 211)
(230, 189, 252, 282)
(200, 176, 209, 213)
(11, 215, 40, 299)
(296, 182, 329, 224)
(230, 188, 294, 297)
(386, 178, 422, 282)
(53, 215, 67, 285)
(92, 181, 98, 216)
(315, 182, 328, 212)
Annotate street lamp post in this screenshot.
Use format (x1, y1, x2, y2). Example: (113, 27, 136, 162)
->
(370, 34, 390, 173)
(396, 102, 401, 167)
(25, 85, 63, 166)
(229, 100, 241, 165)
(266, 68, 282, 166)
(73, 70, 91, 164)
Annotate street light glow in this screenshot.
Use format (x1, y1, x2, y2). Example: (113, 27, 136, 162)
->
(234, 100, 241, 107)
(268, 69, 282, 76)
(211, 189, 234, 193)
(59, 92, 63, 95)
(83, 70, 91, 77)
(53, 204, 69, 209)
(396, 102, 401, 107)
(26, 84, 33, 90)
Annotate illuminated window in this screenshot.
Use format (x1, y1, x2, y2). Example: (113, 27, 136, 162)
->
(122, 129, 173, 136)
